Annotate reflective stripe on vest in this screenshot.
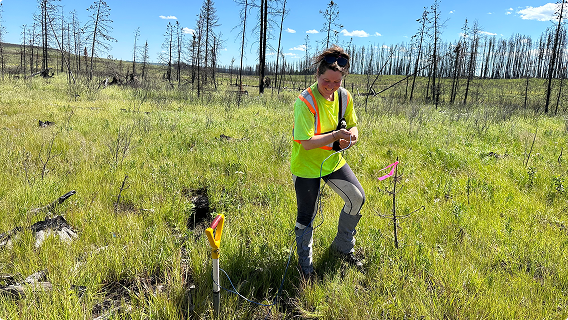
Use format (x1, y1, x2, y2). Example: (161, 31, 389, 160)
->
(293, 87, 348, 151)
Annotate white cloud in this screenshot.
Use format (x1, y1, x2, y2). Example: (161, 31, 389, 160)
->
(340, 29, 370, 37)
(517, 3, 557, 21)
(480, 31, 497, 36)
(286, 28, 296, 33)
(375, 32, 382, 36)
(488, 12, 493, 15)
(182, 27, 195, 35)
(506, 12, 511, 15)
(283, 52, 300, 59)
(509, 8, 513, 11)
(381, 45, 389, 49)
(159, 15, 177, 20)
(449, 10, 454, 14)
(289, 45, 306, 51)
(306, 29, 319, 34)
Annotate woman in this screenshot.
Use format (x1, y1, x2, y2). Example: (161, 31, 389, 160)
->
(291, 45, 365, 279)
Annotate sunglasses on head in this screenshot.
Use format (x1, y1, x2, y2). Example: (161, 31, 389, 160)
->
(323, 54, 348, 67)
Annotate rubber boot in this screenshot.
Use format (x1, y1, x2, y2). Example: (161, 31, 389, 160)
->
(295, 225, 314, 275)
(331, 210, 361, 254)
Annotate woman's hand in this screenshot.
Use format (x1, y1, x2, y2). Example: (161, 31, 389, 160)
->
(338, 127, 358, 149)
(300, 127, 358, 151)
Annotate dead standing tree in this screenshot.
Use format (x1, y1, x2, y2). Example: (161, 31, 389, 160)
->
(85, 0, 116, 81)
(45, 7, 77, 84)
(319, 0, 342, 50)
(27, 24, 38, 75)
(58, 6, 65, 73)
(175, 21, 183, 85)
(160, 22, 183, 84)
(132, 27, 139, 78)
(20, 25, 28, 77)
(463, 21, 480, 105)
(191, 0, 220, 94)
(480, 36, 493, 79)
(410, 7, 429, 102)
(0, 2, 4, 80)
(235, 0, 250, 92)
(141, 41, 149, 81)
(449, 20, 467, 105)
(273, 0, 288, 93)
(303, 34, 311, 89)
(188, 32, 197, 85)
(200, 0, 220, 87)
(70, 11, 82, 77)
(255, 0, 283, 94)
(38, 0, 60, 74)
(545, 0, 567, 114)
(192, 14, 204, 96)
(258, 0, 268, 94)
(457, 20, 471, 103)
(160, 22, 174, 83)
(524, 45, 535, 109)
(427, 0, 444, 108)
(191, 14, 205, 96)
(211, 33, 223, 88)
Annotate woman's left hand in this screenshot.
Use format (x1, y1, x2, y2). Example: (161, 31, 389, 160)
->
(339, 127, 358, 149)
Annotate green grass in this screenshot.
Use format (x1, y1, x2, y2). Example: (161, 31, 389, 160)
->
(0, 74, 567, 319)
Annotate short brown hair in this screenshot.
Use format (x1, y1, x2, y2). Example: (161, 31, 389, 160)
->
(314, 45, 350, 77)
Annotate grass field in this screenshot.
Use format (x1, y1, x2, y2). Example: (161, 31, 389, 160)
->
(0, 70, 567, 319)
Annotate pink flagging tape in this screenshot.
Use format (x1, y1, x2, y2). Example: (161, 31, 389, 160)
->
(378, 161, 399, 181)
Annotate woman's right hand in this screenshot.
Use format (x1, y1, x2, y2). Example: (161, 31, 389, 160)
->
(335, 128, 353, 141)
(301, 128, 355, 151)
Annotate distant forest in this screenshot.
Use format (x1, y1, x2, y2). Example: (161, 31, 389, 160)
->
(0, 0, 567, 111)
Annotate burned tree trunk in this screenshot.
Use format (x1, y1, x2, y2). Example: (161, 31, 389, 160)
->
(545, 0, 567, 113)
(274, 0, 287, 93)
(258, 0, 268, 94)
(463, 21, 480, 105)
(410, 7, 428, 102)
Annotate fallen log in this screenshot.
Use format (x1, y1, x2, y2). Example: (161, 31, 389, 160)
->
(0, 227, 22, 249)
(29, 190, 76, 215)
(1, 215, 78, 249)
(0, 270, 52, 298)
(31, 215, 78, 248)
(1, 282, 53, 298)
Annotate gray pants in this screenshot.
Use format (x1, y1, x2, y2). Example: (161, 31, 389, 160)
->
(293, 164, 365, 273)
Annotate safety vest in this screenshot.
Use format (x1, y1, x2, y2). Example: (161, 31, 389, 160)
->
(293, 87, 349, 151)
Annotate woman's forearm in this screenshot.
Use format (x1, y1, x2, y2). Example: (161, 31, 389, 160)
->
(300, 131, 338, 150)
(300, 128, 355, 150)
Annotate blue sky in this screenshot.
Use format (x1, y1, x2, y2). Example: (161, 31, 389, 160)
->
(0, 0, 564, 67)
